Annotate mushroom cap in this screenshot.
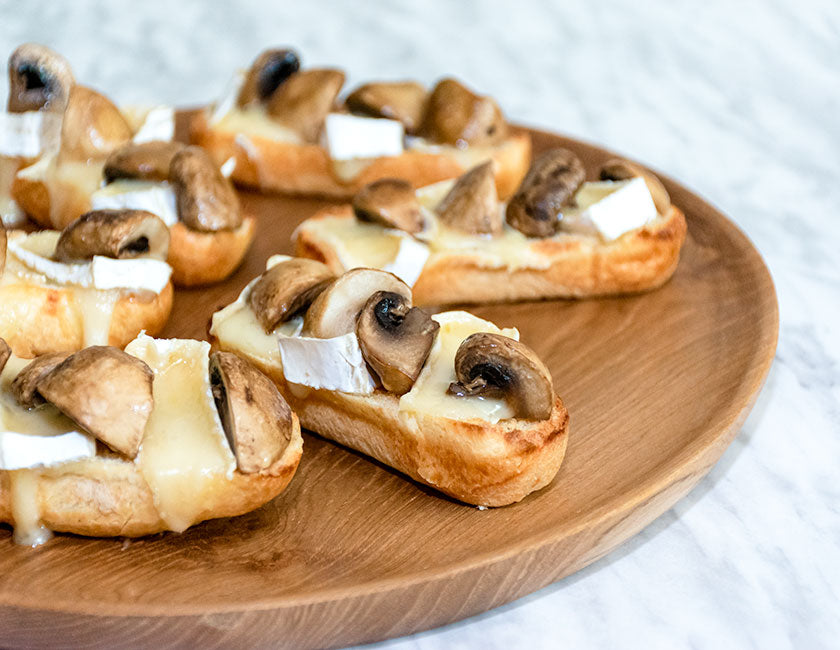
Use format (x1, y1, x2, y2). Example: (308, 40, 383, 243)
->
(356, 291, 439, 394)
(237, 48, 301, 108)
(352, 178, 424, 234)
(304, 268, 411, 339)
(506, 148, 586, 238)
(345, 81, 428, 134)
(436, 161, 502, 235)
(58, 85, 133, 162)
(247, 258, 335, 333)
(169, 146, 242, 232)
(209, 351, 293, 474)
(0, 338, 9, 376)
(600, 158, 671, 215)
(36, 346, 154, 458)
(7, 43, 75, 113)
(10, 352, 70, 409)
(449, 332, 554, 420)
(104, 141, 186, 184)
(420, 78, 508, 147)
(54, 209, 171, 262)
(266, 68, 345, 142)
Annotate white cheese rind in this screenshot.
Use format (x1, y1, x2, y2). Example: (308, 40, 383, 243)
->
(567, 178, 657, 241)
(0, 431, 96, 470)
(382, 233, 430, 287)
(90, 180, 179, 227)
(0, 111, 61, 158)
(324, 113, 404, 161)
(277, 332, 376, 395)
(131, 105, 175, 143)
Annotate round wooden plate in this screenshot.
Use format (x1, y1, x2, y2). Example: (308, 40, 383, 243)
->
(0, 127, 778, 649)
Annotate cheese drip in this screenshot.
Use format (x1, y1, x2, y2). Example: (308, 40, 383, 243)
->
(129, 336, 236, 533)
(74, 288, 119, 346)
(1, 156, 24, 226)
(8, 469, 51, 546)
(400, 311, 519, 423)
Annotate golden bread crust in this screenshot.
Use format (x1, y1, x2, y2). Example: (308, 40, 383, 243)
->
(189, 110, 531, 200)
(294, 204, 687, 305)
(0, 414, 303, 537)
(9, 175, 255, 287)
(0, 281, 173, 358)
(215, 344, 569, 507)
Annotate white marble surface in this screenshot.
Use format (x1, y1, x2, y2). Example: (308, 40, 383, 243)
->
(2, 0, 838, 647)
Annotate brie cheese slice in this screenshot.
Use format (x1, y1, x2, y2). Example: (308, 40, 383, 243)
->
(323, 113, 404, 161)
(7, 231, 172, 294)
(0, 111, 61, 158)
(277, 332, 376, 395)
(382, 233, 430, 287)
(564, 178, 657, 241)
(91, 180, 179, 227)
(131, 105, 175, 143)
(0, 430, 95, 470)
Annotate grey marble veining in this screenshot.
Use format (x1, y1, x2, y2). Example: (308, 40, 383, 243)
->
(1, 0, 838, 647)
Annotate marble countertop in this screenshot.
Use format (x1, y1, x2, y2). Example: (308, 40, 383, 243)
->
(2, 0, 838, 647)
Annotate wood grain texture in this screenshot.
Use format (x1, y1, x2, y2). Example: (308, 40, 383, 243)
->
(0, 125, 778, 649)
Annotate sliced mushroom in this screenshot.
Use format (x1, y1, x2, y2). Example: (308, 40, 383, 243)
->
(506, 149, 586, 238)
(420, 78, 508, 147)
(448, 332, 554, 420)
(103, 141, 185, 184)
(7, 43, 75, 113)
(209, 351, 292, 473)
(36, 346, 154, 458)
(266, 68, 345, 142)
(436, 161, 501, 235)
(345, 81, 428, 134)
(352, 179, 424, 233)
(304, 268, 411, 339)
(58, 85, 132, 161)
(248, 258, 335, 333)
(11, 352, 70, 409)
(169, 146, 242, 232)
(356, 291, 438, 394)
(0, 338, 9, 376)
(54, 209, 170, 262)
(600, 158, 671, 215)
(237, 48, 301, 108)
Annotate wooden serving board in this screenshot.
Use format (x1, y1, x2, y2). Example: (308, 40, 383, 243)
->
(0, 127, 778, 649)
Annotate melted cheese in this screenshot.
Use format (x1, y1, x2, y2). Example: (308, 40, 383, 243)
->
(406, 136, 497, 171)
(215, 108, 303, 144)
(1, 156, 25, 226)
(128, 335, 236, 533)
(45, 159, 104, 229)
(8, 469, 51, 546)
(91, 180, 178, 227)
(399, 311, 519, 423)
(74, 288, 119, 346)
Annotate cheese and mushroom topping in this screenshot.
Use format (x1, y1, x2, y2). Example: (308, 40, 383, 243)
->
(0, 334, 297, 544)
(296, 151, 670, 276)
(91, 142, 242, 233)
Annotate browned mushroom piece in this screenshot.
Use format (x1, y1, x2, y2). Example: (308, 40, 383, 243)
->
(58, 85, 133, 162)
(599, 158, 672, 215)
(505, 148, 586, 238)
(103, 141, 185, 184)
(420, 78, 508, 147)
(11, 352, 71, 409)
(352, 179, 424, 234)
(248, 258, 335, 333)
(0, 338, 10, 376)
(169, 146, 242, 232)
(345, 81, 428, 134)
(356, 291, 439, 394)
(436, 161, 501, 235)
(304, 268, 411, 339)
(36, 346, 154, 458)
(237, 48, 301, 108)
(266, 68, 345, 142)
(448, 332, 554, 420)
(209, 351, 293, 474)
(53, 209, 170, 262)
(7, 43, 75, 113)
